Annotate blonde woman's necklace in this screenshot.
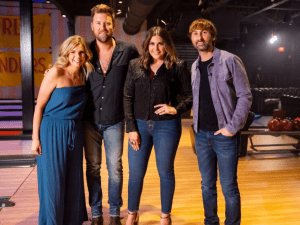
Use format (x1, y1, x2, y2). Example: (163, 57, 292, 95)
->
(67, 68, 82, 84)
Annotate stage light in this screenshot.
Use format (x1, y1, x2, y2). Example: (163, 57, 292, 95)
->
(269, 35, 277, 44)
(278, 47, 285, 52)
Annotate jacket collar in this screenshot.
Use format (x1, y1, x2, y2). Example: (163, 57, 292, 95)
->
(212, 47, 222, 65)
(145, 61, 168, 74)
(194, 47, 222, 71)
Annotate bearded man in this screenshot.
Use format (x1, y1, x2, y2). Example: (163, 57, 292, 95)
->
(83, 4, 139, 225)
(189, 18, 252, 225)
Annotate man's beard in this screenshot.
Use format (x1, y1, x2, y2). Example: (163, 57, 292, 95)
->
(96, 32, 112, 43)
(195, 40, 212, 52)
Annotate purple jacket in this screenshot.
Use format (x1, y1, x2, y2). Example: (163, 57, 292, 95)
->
(192, 47, 252, 135)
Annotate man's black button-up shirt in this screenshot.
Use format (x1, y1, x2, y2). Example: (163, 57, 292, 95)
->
(84, 39, 139, 125)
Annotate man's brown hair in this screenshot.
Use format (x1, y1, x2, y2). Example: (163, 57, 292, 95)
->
(189, 18, 217, 45)
(91, 4, 115, 23)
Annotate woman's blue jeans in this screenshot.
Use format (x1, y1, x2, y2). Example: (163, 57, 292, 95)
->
(195, 129, 241, 225)
(127, 118, 182, 214)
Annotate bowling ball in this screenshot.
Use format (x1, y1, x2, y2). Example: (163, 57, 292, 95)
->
(273, 117, 281, 122)
(293, 117, 300, 130)
(267, 119, 280, 131)
(279, 119, 293, 131)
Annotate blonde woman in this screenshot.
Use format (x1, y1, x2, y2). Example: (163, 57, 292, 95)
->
(31, 35, 93, 225)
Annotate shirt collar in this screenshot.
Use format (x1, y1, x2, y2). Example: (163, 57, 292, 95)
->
(145, 62, 167, 75)
(194, 47, 221, 71)
(90, 37, 124, 53)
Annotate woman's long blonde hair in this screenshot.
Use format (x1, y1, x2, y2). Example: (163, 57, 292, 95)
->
(54, 35, 93, 79)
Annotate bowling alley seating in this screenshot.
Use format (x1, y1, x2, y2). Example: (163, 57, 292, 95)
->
(251, 87, 300, 114)
(280, 94, 300, 119)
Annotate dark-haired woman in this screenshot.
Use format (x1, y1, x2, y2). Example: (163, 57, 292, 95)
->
(124, 26, 193, 225)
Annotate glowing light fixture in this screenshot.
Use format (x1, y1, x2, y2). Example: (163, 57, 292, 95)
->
(269, 35, 277, 44)
(278, 47, 285, 52)
(62, 14, 66, 18)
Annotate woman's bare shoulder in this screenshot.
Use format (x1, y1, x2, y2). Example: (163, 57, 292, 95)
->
(47, 66, 66, 78)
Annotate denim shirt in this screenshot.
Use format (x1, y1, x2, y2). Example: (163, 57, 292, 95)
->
(192, 47, 252, 135)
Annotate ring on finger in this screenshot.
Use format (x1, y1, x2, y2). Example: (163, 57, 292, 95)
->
(131, 141, 136, 145)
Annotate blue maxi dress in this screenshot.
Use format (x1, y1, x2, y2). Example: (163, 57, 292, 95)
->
(37, 85, 88, 225)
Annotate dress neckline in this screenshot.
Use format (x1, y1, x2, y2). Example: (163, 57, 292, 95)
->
(55, 85, 85, 89)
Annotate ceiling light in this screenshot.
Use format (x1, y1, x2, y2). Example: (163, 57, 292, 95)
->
(119, 1, 123, 3)
(46, 0, 51, 3)
(62, 14, 66, 18)
(116, 11, 122, 15)
(270, 35, 278, 44)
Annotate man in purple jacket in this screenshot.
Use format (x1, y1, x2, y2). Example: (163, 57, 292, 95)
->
(189, 18, 252, 225)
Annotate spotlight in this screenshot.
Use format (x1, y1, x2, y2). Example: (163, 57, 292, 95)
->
(269, 35, 278, 44)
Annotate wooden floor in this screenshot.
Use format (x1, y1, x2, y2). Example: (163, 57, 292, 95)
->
(0, 119, 300, 225)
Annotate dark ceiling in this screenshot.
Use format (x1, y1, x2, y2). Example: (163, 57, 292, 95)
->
(47, 0, 300, 41)
(51, 0, 300, 25)
(5, 0, 297, 40)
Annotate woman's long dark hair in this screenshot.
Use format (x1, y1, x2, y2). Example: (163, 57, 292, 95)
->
(139, 26, 178, 70)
